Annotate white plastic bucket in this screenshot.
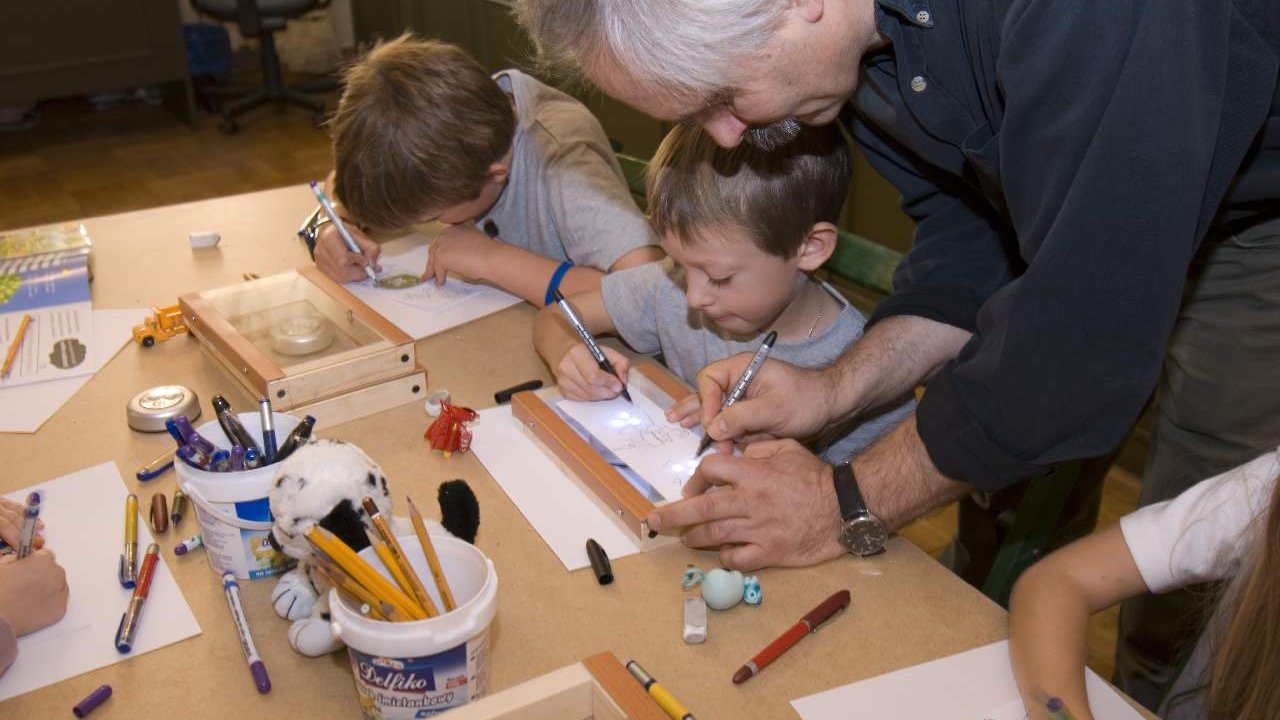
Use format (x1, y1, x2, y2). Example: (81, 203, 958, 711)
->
(330, 534, 498, 719)
(174, 411, 299, 580)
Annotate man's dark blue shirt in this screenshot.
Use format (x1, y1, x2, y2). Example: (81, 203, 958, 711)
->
(848, 0, 1279, 489)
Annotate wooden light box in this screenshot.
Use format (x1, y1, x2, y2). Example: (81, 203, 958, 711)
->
(179, 266, 426, 426)
(511, 363, 691, 549)
(448, 652, 668, 720)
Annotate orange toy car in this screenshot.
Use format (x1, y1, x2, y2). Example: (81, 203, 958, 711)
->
(132, 304, 189, 347)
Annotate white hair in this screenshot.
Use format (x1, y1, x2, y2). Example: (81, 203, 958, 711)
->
(514, 0, 788, 99)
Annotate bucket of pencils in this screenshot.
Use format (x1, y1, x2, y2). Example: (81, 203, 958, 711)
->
(175, 411, 300, 580)
(323, 522, 498, 719)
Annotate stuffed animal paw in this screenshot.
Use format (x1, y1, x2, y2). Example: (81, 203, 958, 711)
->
(271, 566, 318, 621)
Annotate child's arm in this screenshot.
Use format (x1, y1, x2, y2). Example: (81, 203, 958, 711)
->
(425, 224, 605, 307)
(533, 290, 631, 400)
(610, 246, 667, 271)
(1009, 523, 1150, 720)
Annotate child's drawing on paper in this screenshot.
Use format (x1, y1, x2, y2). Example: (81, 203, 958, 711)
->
(558, 393, 706, 502)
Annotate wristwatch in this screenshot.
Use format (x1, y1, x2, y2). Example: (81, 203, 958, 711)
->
(297, 204, 331, 259)
(833, 460, 887, 556)
(297, 205, 330, 259)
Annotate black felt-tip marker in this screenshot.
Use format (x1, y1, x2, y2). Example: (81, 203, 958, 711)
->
(494, 379, 544, 404)
(552, 289, 632, 403)
(586, 538, 613, 585)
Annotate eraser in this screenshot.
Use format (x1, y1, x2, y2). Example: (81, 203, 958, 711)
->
(683, 597, 708, 644)
(425, 390, 450, 417)
(189, 230, 220, 249)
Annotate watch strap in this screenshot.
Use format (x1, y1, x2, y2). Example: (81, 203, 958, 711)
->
(832, 461, 870, 521)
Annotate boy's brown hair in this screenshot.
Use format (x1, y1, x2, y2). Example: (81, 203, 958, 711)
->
(645, 122, 852, 258)
(331, 35, 516, 230)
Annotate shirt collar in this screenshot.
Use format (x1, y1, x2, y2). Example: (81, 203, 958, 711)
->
(875, 0, 935, 28)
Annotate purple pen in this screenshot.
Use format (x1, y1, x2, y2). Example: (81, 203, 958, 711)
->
(223, 572, 271, 693)
(174, 534, 203, 556)
(230, 444, 245, 471)
(177, 444, 212, 470)
(186, 430, 217, 457)
(172, 415, 197, 443)
(258, 398, 277, 464)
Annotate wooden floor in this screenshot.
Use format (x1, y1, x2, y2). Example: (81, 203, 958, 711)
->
(0, 96, 1141, 681)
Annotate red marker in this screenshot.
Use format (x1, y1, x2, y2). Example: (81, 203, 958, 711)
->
(115, 543, 160, 653)
(732, 589, 851, 684)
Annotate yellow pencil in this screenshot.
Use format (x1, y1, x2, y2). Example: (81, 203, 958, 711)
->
(408, 497, 457, 612)
(312, 553, 405, 622)
(1, 313, 32, 379)
(312, 563, 390, 621)
(370, 537, 418, 606)
(362, 497, 440, 618)
(305, 527, 425, 621)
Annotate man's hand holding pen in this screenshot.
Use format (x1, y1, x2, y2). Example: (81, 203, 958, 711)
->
(645, 439, 846, 572)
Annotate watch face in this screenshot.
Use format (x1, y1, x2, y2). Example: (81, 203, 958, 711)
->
(841, 516, 888, 556)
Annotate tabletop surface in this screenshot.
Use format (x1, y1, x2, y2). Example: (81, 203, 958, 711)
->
(0, 185, 1031, 719)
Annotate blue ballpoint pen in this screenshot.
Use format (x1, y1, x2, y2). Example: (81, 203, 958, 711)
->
(309, 181, 377, 282)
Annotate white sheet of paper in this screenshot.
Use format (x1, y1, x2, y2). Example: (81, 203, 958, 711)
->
(790, 640, 1145, 720)
(0, 308, 146, 433)
(345, 236, 521, 340)
(469, 404, 640, 571)
(0, 462, 202, 701)
(555, 393, 703, 503)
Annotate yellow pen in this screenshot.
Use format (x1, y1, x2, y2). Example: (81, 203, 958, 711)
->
(626, 660, 697, 720)
(119, 493, 139, 588)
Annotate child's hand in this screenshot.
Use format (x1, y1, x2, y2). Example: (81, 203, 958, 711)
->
(0, 549, 68, 636)
(556, 345, 631, 401)
(665, 392, 703, 428)
(0, 498, 42, 551)
(314, 223, 382, 284)
(423, 224, 499, 286)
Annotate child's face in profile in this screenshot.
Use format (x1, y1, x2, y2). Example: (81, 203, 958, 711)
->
(661, 225, 803, 336)
(415, 172, 508, 226)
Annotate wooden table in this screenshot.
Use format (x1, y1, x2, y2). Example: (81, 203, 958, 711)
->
(1, 186, 1016, 719)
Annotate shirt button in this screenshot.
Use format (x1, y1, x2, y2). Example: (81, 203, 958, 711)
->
(911, 76, 928, 92)
(916, 10, 931, 23)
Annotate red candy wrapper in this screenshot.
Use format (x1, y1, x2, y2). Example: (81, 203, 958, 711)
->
(425, 402, 478, 456)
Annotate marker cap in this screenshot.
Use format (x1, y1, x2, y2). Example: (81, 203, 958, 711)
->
(72, 684, 112, 718)
(586, 538, 613, 585)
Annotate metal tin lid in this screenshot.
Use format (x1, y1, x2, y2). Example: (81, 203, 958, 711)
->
(127, 385, 201, 433)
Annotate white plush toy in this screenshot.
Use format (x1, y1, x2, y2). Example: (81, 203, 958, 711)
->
(268, 437, 481, 657)
(267, 439, 399, 657)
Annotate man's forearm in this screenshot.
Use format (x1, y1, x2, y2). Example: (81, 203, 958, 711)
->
(831, 315, 971, 421)
(852, 413, 970, 531)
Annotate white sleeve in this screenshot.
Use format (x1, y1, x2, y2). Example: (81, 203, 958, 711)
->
(1119, 449, 1278, 593)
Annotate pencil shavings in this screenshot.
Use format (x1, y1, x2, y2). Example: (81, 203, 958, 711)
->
(424, 402, 478, 456)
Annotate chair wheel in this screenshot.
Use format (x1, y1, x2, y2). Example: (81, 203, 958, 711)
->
(219, 118, 239, 135)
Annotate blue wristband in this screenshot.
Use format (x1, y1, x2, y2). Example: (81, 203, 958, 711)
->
(544, 261, 575, 305)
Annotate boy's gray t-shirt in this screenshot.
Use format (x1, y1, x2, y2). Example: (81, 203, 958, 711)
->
(477, 70, 655, 271)
(602, 259, 915, 462)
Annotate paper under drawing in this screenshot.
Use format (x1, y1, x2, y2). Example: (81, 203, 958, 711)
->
(344, 235, 520, 340)
(0, 462, 202, 702)
(556, 392, 705, 503)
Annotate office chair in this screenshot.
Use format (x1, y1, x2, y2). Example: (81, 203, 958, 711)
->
(190, 0, 338, 133)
